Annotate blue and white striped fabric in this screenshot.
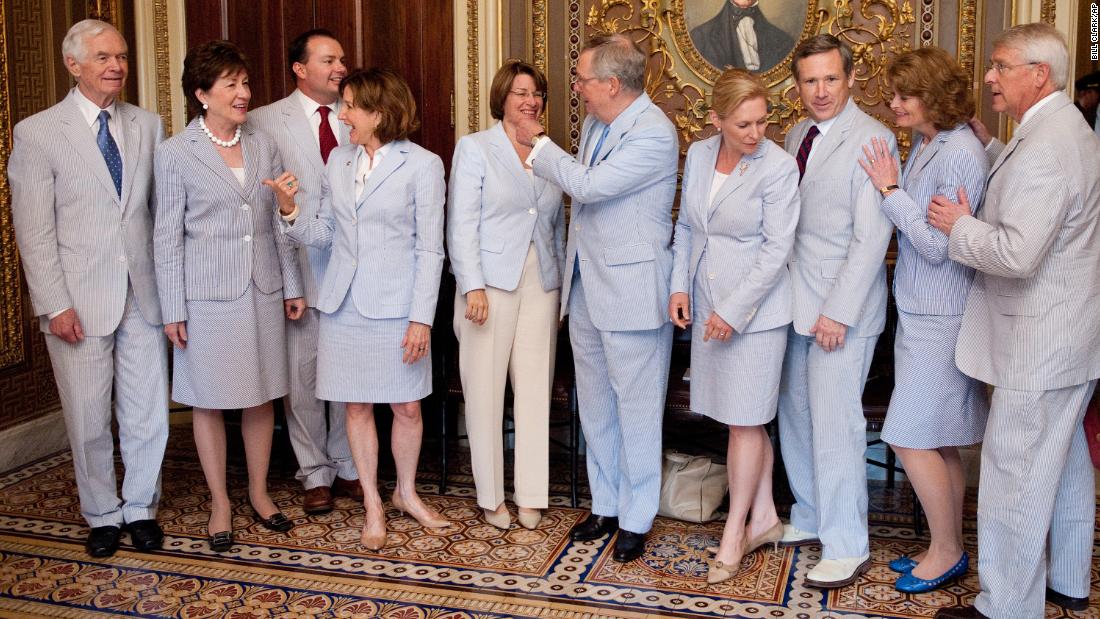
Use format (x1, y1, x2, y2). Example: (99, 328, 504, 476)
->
(878, 124, 989, 449)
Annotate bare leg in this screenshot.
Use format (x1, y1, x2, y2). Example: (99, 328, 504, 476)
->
(242, 401, 278, 518)
(192, 408, 231, 534)
(390, 400, 450, 527)
(893, 445, 965, 578)
(345, 402, 386, 546)
(746, 426, 781, 539)
(716, 424, 770, 566)
(941, 447, 966, 545)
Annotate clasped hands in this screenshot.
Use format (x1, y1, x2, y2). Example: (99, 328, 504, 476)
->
(667, 293, 733, 342)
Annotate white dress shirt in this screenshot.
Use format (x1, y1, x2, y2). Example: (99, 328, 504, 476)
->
(354, 142, 392, 200)
(293, 88, 343, 148)
(73, 87, 125, 157)
(805, 112, 840, 165)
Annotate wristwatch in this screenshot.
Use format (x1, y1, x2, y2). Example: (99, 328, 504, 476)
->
(878, 184, 899, 196)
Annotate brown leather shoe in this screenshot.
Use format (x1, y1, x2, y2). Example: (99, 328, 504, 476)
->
(933, 606, 988, 619)
(332, 477, 364, 500)
(303, 486, 334, 514)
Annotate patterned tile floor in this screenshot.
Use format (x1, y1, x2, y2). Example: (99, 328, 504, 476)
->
(0, 435, 1096, 618)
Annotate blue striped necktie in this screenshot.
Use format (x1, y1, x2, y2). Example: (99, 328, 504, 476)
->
(97, 110, 122, 197)
(588, 124, 611, 166)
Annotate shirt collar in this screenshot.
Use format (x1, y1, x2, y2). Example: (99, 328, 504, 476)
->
(73, 87, 117, 128)
(812, 113, 839, 137)
(356, 142, 394, 172)
(1018, 91, 1060, 128)
(294, 88, 340, 119)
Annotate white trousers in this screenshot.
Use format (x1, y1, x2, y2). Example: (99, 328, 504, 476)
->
(285, 307, 355, 488)
(44, 286, 168, 527)
(454, 247, 560, 509)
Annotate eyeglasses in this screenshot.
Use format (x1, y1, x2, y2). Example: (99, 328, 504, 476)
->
(985, 61, 1039, 75)
(572, 74, 603, 86)
(509, 89, 545, 100)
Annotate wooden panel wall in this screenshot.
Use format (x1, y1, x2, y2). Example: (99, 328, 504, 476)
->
(184, 0, 455, 164)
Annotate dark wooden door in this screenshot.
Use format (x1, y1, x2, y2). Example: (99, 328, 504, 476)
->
(184, 0, 454, 165)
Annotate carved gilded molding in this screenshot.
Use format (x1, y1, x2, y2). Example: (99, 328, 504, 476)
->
(533, 0, 548, 74)
(957, 0, 976, 77)
(1040, 0, 1055, 23)
(467, 0, 480, 133)
(919, 0, 937, 46)
(153, 0, 173, 134)
(582, 0, 915, 151)
(568, 0, 583, 152)
(0, 0, 23, 369)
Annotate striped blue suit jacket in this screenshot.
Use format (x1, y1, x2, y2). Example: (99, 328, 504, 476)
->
(882, 123, 988, 315)
(153, 118, 303, 324)
(671, 136, 799, 333)
(285, 141, 446, 326)
(9, 89, 164, 336)
(447, 121, 565, 295)
(531, 92, 679, 331)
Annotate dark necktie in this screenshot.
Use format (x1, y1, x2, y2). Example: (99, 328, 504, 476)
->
(728, 4, 762, 23)
(795, 125, 819, 182)
(97, 110, 122, 197)
(318, 106, 338, 165)
(588, 123, 611, 166)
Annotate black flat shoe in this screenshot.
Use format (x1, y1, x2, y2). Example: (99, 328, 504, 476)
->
(1046, 587, 1090, 612)
(124, 519, 164, 551)
(86, 525, 121, 557)
(612, 530, 646, 563)
(256, 511, 294, 533)
(570, 514, 618, 541)
(207, 531, 234, 552)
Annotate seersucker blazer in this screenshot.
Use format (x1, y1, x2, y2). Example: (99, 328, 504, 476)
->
(153, 118, 303, 324)
(880, 123, 988, 315)
(949, 92, 1100, 391)
(9, 89, 164, 336)
(671, 136, 799, 334)
(783, 99, 896, 338)
(447, 121, 565, 295)
(531, 92, 679, 331)
(284, 140, 446, 326)
(249, 92, 351, 308)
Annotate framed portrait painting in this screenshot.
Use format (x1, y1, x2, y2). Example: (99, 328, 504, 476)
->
(668, 0, 821, 84)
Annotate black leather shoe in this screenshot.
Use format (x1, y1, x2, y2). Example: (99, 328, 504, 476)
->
(124, 519, 164, 551)
(1046, 587, 1090, 612)
(207, 530, 234, 552)
(85, 525, 121, 557)
(256, 511, 294, 533)
(612, 530, 646, 563)
(933, 606, 988, 619)
(570, 514, 618, 541)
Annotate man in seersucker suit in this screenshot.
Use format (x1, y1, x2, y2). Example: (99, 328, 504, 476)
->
(250, 29, 361, 516)
(515, 33, 679, 564)
(8, 19, 168, 558)
(776, 34, 897, 589)
(930, 23, 1100, 619)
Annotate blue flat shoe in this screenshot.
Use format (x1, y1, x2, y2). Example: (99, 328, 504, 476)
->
(895, 552, 969, 593)
(889, 555, 918, 573)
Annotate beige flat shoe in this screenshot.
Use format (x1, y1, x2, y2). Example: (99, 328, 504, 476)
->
(483, 504, 511, 529)
(516, 508, 542, 530)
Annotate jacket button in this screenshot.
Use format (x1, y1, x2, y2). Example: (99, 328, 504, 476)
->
(708, 273, 716, 280)
(242, 204, 250, 211)
(528, 208, 536, 215)
(243, 235, 252, 242)
(117, 255, 126, 263)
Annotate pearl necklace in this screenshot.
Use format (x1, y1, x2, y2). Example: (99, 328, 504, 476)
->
(199, 115, 242, 148)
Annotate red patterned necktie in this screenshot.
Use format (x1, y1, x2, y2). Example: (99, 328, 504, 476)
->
(318, 105, 337, 165)
(795, 124, 820, 182)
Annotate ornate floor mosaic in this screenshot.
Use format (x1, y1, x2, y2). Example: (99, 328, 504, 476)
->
(0, 444, 1096, 618)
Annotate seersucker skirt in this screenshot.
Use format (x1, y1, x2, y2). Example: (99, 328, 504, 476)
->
(688, 279, 788, 426)
(881, 310, 988, 449)
(316, 291, 432, 404)
(171, 283, 289, 410)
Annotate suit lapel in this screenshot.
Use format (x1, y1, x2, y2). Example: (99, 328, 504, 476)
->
(119, 104, 141, 211)
(186, 120, 249, 200)
(695, 138, 719, 226)
(357, 141, 407, 208)
(989, 94, 1070, 181)
(240, 125, 262, 202)
(59, 93, 120, 203)
(488, 122, 535, 202)
(591, 93, 651, 166)
(282, 96, 323, 174)
(802, 99, 857, 182)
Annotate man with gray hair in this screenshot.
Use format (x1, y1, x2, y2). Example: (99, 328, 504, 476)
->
(8, 19, 167, 558)
(929, 22, 1100, 618)
(515, 33, 678, 562)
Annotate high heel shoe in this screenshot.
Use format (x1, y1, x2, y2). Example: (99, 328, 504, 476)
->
(706, 537, 747, 585)
(516, 508, 542, 530)
(483, 504, 511, 529)
(360, 512, 388, 551)
(391, 493, 451, 529)
(895, 552, 969, 593)
(743, 522, 784, 555)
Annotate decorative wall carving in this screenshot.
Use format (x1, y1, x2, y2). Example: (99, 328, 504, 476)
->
(466, 0, 480, 133)
(0, 0, 21, 370)
(581, 0, 916, 153)
(152, 0, 172, 134)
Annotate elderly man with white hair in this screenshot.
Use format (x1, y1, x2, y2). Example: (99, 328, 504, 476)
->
(929, 22, 1100, 619)
(8, 19, 167, 558)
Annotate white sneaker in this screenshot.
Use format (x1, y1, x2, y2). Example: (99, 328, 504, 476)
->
(778, 524, 819, 547)
(805, 554, 871, 588)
